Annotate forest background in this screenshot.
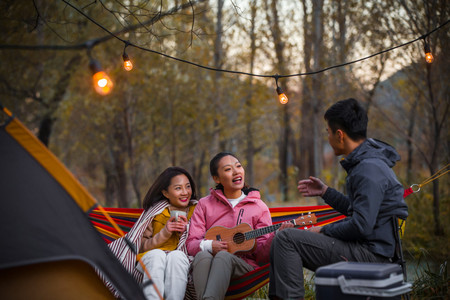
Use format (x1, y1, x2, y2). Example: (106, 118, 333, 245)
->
(0, 0, 448, 275)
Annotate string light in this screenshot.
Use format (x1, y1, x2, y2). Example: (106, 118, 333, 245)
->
(4, 2, 449, 97)
(123, 43, 133, 71)
(423, 39, 434, 64)
(89, 59, 114, 95)
(61, 0, 447, 80)
(275, 76, 288, 104)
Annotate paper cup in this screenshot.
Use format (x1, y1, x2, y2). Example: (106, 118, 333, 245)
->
(170, 210, 187, 221)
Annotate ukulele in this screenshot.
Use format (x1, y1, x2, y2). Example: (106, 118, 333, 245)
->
(205, 213, 317, 254)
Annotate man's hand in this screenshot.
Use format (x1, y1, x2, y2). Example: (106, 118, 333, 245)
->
(306, 226, 322, 234)
(298, 176, 328, 197)
(278, 222, 295, 232)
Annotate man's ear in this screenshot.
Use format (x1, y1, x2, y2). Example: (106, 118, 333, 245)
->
(336, 129, 345, 143)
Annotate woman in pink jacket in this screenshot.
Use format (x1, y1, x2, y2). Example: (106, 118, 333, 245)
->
(186, 152, 292, 300)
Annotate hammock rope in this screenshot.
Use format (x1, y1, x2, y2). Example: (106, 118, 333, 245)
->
(403, 163, 449, 197)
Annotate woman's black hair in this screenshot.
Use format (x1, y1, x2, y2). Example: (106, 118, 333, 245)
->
(142, 166, 197, 211)
(209, 152, 248, 191)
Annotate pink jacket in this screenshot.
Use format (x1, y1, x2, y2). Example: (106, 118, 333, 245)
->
(186, 188, 274, 268)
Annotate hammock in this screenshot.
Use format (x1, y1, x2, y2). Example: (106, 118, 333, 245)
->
(89, 162, 450, 298)
(89, 205, 345, 299)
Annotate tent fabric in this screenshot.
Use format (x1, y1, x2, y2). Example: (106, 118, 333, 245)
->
(1, 260, 116, 300)
(89, 205, 346, 299)
(0, 106, 146, 300)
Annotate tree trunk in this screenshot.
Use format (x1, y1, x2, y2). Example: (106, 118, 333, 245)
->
(212, 0, 224, 154)
(266, 0, 291, 201)
(37, 55, 81, 146)
(193, 149, 206, 196)
(110, 117, 128, 208)
(104, 164, 116, 207)
(122, 93, 141, 207)
(298, 0, 313, 180)
(311, 0, 324, 177)
(406, 96, 419, 184)
(245, 0, 257, 187)
(114, 151, 128, 208)
(426, 63, 443, 235)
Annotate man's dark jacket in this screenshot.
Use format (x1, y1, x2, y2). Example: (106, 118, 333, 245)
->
(321, 138, 408, 258)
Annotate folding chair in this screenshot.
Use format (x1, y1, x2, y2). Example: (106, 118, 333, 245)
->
(392, 216, 410, 300)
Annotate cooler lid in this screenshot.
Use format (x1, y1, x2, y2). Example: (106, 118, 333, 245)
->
(316, 262, 402, 280)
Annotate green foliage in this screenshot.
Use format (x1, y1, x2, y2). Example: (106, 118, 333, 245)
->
(402, 188, 449, 261)
(410, 250, 449, 299)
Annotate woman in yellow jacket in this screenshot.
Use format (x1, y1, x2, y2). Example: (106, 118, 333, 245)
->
(138, 167, 198, 300)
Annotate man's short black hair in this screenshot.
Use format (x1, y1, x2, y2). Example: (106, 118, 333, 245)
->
(324, 98, 368, 141)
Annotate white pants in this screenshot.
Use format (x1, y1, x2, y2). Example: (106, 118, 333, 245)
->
(138, 249, 190, 300)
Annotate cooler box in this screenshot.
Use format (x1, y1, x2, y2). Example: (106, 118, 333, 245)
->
(315, 262, 412, 300)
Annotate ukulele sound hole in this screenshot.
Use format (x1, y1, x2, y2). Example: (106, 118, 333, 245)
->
(233, 232, 245, 244)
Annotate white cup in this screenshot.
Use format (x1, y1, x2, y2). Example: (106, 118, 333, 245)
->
(170, 210, 187, 221)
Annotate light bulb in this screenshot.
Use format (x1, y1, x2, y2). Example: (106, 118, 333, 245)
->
(92, 71, 114, 95)
(123, 52, 133, 71)
(276, 86, 288, 104)
(424, 42, 434, 64)
(124, 59, 133, 71)
(425, 52, 434, 64)
(278, 93, 289, 104)
(89, 59, 114, 95)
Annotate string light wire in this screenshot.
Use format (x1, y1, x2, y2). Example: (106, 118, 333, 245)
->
(59, 0, 449, 80)
(1, 1, 448, 81)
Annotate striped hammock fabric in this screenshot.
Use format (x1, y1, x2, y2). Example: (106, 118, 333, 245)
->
(89, 205, 345, 299)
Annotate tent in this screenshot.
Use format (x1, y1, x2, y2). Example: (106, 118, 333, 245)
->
(0, 104, 146, 300)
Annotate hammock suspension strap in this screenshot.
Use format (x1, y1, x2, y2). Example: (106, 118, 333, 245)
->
(403, 163, 449, 197)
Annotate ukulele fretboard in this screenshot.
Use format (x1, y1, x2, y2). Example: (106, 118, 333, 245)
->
(244, 219, 295, 240)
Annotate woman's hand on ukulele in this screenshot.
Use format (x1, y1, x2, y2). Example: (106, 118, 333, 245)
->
(211, 240, 228, 255)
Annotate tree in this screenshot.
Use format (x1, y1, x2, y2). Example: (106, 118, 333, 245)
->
(265, 0, 292, 202)
(375, 0, 449, 235)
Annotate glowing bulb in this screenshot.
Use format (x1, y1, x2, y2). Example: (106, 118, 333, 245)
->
(123, 52, 133, 71)
(278, 93, 289, 104)
(92, 71, 113, 95)
(276, 86, 288, 104)
(89, 59, 114, 96)
(425, 52, 434, 64)
(97, 78, 107, 87)
(124, 59, 133, 71)
(424, 42, 434, 64)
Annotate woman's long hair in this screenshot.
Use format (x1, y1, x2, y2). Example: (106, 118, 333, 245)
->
(142, 167, 197, 211)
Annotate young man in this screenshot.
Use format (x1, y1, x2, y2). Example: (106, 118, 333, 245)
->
(268, 98, 408, 300)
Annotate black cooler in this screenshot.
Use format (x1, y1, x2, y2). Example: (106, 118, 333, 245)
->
(315, 262, 412, 300)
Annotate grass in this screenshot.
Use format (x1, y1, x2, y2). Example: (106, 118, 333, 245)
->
(409, 250, 449, 299)
(244, 270, 316, 300)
